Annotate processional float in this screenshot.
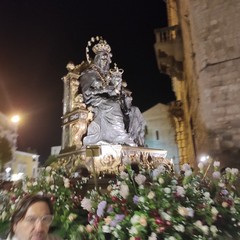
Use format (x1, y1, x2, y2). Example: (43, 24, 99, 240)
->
(54, 36, 172, 178)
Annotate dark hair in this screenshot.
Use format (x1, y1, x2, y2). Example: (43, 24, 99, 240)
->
(9, 194, 54, 237)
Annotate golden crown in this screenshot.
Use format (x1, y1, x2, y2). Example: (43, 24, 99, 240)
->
(92, 40, 111, 54)
(110, 63, 124, 77)
(86, 36, 112, 63)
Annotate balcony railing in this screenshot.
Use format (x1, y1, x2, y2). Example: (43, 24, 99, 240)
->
(154, 25, 183, 79)
(154, 25, 181, 43)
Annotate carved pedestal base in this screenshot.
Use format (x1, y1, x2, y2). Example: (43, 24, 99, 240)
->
(55, 144, 172, 175)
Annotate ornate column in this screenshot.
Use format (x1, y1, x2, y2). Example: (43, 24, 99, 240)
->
(61, 62, 89, 151)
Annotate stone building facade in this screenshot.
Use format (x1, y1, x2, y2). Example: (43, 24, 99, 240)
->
(143, 103, 179, 172)
(154, 0, 240, 169)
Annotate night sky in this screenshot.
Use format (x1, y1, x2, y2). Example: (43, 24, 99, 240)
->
(0, 0, 175, 162)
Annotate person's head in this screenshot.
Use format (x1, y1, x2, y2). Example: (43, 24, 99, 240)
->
(110, 64, 124, 91)
(124, 90, 133, 109)
(9, 194, 54, 240)
(94, 51, 112, 73)
(92, 39, 112, 73)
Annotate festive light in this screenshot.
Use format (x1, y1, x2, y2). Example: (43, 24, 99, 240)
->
(10, 115, 20, 124)
(199, 155, 209, 162)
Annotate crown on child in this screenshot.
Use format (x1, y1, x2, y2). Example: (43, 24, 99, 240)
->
(110, 63, 124, 77)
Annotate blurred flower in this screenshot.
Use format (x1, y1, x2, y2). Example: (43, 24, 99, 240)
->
(81, 197, 92, 212)
(63, 178, 70, 188)
(97, 201, 107, 217)
(68, 213, 77, 222)
(213, 161, 220, 168)
(120, 171, 128, 180)
(135, 174, 146, 185)
(212, 171, 221, 179)
(0, 167, 84, 239)
(0, 159, 240, 240)
(79, 162, 240, 239)
(119, 183, 129, 199)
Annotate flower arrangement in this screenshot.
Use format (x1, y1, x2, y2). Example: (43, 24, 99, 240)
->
(78, 161, 240, 240)
(0, 166, 88, 239)
(0, 159, 240, 240)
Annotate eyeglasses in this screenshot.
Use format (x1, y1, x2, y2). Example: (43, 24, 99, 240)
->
(23, 215, 53, 226)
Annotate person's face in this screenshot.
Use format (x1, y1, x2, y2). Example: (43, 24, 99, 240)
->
(125, 96, 133, 109)
(13, 201, 52, 240)
(98, 52, 111, 72)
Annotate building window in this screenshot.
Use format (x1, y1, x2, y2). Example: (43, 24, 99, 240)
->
(156, 130, 159, 140)
(145, 126, 148, 135)
(17, 163, 26, 174)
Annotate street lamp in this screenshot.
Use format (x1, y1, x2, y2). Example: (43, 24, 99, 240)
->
(11, 115, 20, 124)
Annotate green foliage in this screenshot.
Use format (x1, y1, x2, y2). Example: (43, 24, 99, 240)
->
(80, 162, 240, 239)
(43, 155, 58, 167)
(0, 166, 88, 239)
(0, 221, 9, 239)
(0, 160, 240, 239)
